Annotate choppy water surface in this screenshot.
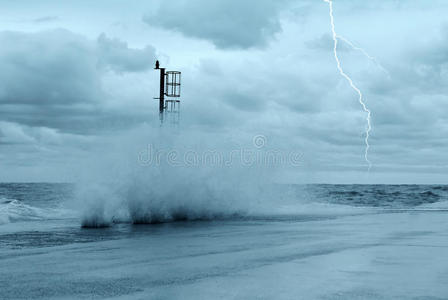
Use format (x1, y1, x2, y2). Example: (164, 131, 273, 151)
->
(305, 184, 448, 208)
(1, 183, 447, 249)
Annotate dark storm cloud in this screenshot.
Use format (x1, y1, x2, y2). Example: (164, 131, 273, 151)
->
(144, 0, 291, 49)
(97, 34, 155, 73)
(0, 29, 100, 106)
(364, 25, 448, 115)
(0, 103, 149, 136)
(33, 16, 59, 23)
(0, 29, 156, 134)
(306, 33, 352, 53)
(220, 91, 265, 112)
(179, 56, 327, 132)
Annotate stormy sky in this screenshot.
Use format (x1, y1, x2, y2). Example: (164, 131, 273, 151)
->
(1, 0, 448, 183)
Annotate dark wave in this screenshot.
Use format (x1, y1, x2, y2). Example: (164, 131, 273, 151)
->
(307, 184, 447, 208)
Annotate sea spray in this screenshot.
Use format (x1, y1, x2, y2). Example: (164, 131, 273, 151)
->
(75, 124, 278, 227)
(78, 183, 122, 228)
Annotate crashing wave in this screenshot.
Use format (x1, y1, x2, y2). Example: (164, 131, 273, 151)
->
(0, 197, 72, 225)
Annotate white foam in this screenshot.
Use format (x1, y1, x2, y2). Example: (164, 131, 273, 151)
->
(0, 197, 74, 225)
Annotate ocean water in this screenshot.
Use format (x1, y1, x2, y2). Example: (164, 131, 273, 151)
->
(1, 183, 447, 248)
(1, 183, 448, 299)
(1, 183, 447, 227)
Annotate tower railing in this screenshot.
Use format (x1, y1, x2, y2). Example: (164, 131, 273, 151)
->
(154, 61, 182, 125)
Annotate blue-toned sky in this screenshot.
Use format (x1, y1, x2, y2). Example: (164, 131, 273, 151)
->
(0, 0, 448, 183)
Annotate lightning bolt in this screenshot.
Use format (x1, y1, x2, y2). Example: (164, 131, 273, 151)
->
(324, 0, 372, 171)
(337, 35, 390, 77)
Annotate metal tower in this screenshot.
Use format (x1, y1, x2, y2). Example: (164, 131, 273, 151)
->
(154, 60, 181, 125)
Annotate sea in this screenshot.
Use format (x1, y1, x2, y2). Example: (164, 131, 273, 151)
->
(1, 183, 448, 299)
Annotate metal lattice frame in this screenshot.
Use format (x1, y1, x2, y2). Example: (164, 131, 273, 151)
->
(165, 71, 181, 97)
